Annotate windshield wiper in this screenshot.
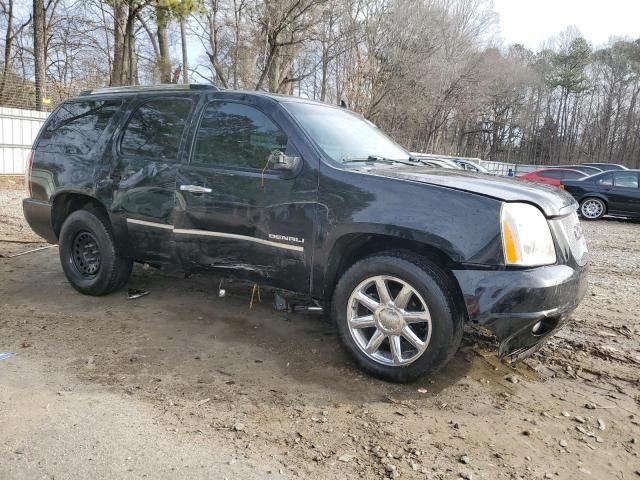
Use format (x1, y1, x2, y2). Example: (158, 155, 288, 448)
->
(342, 155, 414, 166)
(408, 156, 435, 166)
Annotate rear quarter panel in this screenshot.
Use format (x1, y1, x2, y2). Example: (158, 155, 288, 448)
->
(30, 99, 128, 203)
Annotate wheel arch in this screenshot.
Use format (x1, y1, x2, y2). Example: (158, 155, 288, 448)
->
(320, 233, 467, 319)
(51, 191, 111, 239)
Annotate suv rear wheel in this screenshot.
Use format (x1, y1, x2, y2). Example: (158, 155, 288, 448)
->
(59, 209, 132, 296)
(332, 253, 463, 382)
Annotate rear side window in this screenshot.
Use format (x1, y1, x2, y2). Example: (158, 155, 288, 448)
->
(37, 100, 121, 154)
(613, 172, 639, 188)
(121, 98, 192, 161)
(539, 170, 562, 179)
(562, 171, 584, 179)
(192, 102, 288, 169)
(597, 175, 613, 186)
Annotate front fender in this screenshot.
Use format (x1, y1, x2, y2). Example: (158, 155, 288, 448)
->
(313, 167, 505, 298)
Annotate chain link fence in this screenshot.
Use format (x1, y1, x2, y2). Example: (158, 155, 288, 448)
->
(0, 72, 82, 112)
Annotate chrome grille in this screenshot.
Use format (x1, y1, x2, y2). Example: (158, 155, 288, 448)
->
(551, 211, 589, 266)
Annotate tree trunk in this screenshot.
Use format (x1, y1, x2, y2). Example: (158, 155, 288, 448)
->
(111, 0, 127, 86)
(180, 19, 189, 84)
(156, 7, 172, 83)
(0, 0, 14, 101)
(33, 0, 46, 110)
(320, 42, 329, 101)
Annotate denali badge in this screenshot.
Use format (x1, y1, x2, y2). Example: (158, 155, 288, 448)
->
(269, 234, 305, 244)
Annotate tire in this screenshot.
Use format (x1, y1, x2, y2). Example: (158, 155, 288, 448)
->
(58, 208, 133, 296)
(580, 197, 606, 220)
(332, 252, 464, 382)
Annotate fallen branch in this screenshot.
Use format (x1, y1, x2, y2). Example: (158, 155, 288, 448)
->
(0, 239, 45, 244)
(6, 245, 57, 258)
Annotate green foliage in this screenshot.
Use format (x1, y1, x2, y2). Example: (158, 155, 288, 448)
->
(154, 0, 205, 20)
(550, 37, 592, 94)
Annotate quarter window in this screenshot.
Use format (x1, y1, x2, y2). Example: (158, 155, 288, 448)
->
(38, 100, 121, 154)
(613, 173, 639, 188)
(192, 102, 288, 169)
(121, 99, 192, 161)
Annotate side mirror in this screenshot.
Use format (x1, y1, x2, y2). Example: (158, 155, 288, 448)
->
(268, 150, 301, 172)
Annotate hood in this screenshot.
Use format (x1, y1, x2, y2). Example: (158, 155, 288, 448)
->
(363, 167, 577, 217)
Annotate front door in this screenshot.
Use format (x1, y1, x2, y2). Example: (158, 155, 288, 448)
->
(110, 96, 194, 265)
(174, 99, 317, 293)
(608, 172, 640, 215)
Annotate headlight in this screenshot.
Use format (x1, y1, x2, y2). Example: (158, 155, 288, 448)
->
(501, 203, 556, 266)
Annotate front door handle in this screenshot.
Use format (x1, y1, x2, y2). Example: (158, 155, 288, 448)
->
(180, 184, 212, 193)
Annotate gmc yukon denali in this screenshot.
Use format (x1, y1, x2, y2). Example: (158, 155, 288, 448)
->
(23, 85, 589, 382)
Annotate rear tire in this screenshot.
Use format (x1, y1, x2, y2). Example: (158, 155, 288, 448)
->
(59, 208, 132, 296)
(332, 252, 463, 382)
(580, 197, 606, 220)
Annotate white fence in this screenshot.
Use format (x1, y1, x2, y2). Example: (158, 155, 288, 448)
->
(0, 107, 48, 175)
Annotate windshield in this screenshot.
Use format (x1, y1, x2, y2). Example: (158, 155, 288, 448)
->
(284, 102, 409, 163)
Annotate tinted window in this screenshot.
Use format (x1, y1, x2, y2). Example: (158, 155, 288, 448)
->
(562, 171, 585, 179)
(121, 99, 192, 160)
(193, 102, 288, 169)
(597, 174, 613, 186)
(539, 170, 562, 179)
(613, 172, 639, 188)
(38, 100, 121, 154)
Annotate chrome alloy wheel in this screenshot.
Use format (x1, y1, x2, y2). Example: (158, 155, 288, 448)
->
(581, 199, 604, 219)
(347, 275, 432, 366)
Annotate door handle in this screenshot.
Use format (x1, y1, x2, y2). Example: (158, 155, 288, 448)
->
(180, 184, 212, 193)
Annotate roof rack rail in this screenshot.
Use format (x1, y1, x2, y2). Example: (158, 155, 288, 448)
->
(80, 84, 220, 95)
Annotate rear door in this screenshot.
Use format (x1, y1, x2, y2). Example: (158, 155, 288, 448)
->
(174, 98, 317, 292)
(608, 172, 640, 215)
(109, 96, 195, 265)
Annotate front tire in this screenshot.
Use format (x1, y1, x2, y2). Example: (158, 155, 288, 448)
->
(59, 209, 132, 296)
(580, 197, 606, 220)
(332, 253, 463, 382)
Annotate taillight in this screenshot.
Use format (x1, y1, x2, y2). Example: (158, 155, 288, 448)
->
(25, 150, 34, 197)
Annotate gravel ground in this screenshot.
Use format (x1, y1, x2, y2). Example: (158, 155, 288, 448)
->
(0, 189, 41, 243)
(1, 189, 639, 480)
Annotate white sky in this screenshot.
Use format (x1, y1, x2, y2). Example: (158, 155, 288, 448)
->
(493, 0, 640, 50)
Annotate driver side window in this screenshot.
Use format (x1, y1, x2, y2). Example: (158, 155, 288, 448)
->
(192, 101, 288, 170)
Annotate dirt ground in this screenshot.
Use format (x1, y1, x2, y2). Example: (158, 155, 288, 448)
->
(1, 187, 639, 480)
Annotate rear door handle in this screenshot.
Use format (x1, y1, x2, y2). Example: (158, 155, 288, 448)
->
(180, 184, 212, 193)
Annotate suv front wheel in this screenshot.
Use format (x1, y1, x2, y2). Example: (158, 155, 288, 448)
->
(332, 253, 463, 382)
(59, 208, 133, 296)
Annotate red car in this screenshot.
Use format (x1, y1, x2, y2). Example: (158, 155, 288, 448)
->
(518, 168, 588, 187)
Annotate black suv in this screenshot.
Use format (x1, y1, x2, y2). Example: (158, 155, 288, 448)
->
(23, 85, 589, 382)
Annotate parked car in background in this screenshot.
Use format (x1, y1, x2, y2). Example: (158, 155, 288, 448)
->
(518, 168, 588, 187)
(562, 170, 640, 220)
(452, 158, 491, 174)
(582, 163, 628, 171)
(549, 165, 602, 175)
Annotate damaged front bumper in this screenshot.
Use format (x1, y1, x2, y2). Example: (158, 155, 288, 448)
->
(453, 263, 588, 361)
